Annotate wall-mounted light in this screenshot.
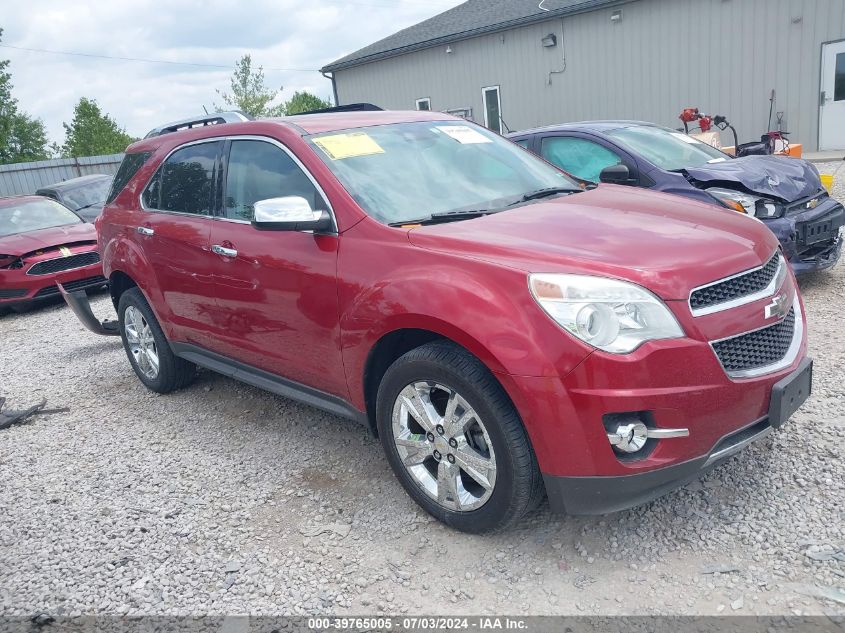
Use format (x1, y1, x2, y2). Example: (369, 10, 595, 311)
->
(541, 33, 557, 47)
(610, 9, 623, 22)
(446, 45, 453, 54)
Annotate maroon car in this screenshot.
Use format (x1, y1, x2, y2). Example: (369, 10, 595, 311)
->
(0, 196, 105, 313)
(63, 111, 811, 532)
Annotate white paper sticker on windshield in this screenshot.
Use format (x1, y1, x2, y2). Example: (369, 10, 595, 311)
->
(670, 132, 703, 145)
(436, 125, 492, 144)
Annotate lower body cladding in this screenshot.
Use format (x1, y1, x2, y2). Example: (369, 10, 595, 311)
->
(767, 200, 844, 274)
(0, 257, 105, 310)
(500, 332, 811, 516)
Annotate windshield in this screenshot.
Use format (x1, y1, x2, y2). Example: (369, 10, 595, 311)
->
(61, 178, 111, 210)
(608, 125, 730, 171)
(0, 198, 83, 238)
(308, 121, 578, 225)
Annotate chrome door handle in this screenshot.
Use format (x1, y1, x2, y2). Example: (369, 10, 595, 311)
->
(212, 244, 238, 258)
(136, 226, 154, 236)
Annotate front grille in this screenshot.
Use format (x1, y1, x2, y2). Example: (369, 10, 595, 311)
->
(0, 288, 27, 299)
(785, 191, 829, 216)
(712, 308, 795, 373)
(690, 253, 781, 313)
(27, 251, 100, 276)
(33, 275, 107, 299)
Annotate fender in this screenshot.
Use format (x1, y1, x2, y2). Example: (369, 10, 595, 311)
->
(337, 224, 592, 412)
(102, 232, 176, 339)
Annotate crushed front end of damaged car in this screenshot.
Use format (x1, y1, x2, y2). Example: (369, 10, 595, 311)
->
(687, 155, 844, 274)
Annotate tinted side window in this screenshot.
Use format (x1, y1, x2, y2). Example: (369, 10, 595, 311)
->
(107, 151, 152, 204)
(512, 139, 530, 149)
(155, 142, 220, 215)
(540, 136, 623, 182)
(224, 140, 324, 221)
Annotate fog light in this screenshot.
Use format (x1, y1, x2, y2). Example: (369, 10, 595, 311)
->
(608, 422, 649, 453)
(607, 421, 690, 454)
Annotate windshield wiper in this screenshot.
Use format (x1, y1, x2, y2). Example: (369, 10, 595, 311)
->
(388, 209, 498, 227)
(76, 201, 105, 212)
(514, 186, 581, 204)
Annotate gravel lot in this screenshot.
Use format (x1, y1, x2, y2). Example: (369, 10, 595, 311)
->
(1, 164, 844, 617)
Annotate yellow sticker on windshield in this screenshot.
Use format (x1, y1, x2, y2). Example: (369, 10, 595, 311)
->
(313, 132, 385, 160)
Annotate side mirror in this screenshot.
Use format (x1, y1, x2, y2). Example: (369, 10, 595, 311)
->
(599, 164, 638, 185)
(252, 197, 334, 233)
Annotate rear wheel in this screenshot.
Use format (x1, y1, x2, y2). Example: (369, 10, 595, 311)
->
(376, 341, 544, 533)
(117, 288, 195, 393)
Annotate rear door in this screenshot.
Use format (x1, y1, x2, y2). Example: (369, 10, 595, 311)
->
(208, 137, 345, 397)
(138, 140, 221, 346)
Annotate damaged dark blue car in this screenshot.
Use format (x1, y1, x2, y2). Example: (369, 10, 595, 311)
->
(510, 121, 843, 274)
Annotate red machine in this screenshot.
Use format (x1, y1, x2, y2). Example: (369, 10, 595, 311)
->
(679, 107, 790, 157)
(679, 107, 714, 133)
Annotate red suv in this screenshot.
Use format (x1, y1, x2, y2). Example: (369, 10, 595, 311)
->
(65, 110, 811, 533)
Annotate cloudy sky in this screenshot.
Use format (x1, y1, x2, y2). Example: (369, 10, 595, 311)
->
(1, 0, 461, 145)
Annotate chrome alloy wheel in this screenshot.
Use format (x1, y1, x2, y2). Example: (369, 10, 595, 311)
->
(391, 382, 497, 512)
(124, 305, 159, 380)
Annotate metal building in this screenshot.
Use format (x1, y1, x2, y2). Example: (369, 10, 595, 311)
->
(321, 0, 845, 151)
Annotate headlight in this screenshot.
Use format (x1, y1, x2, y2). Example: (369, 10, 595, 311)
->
(706, 187, 783, 219)
(529, 274, 684, 354)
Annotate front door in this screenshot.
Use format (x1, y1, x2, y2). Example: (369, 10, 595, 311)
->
(208, 137, 345, 397)
(820, 40, 845, 151)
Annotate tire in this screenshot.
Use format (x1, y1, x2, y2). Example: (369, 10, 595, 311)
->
(117, 287, 195, 393)
(376, 341, 544, 533)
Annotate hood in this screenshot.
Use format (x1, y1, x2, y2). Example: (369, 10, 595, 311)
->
(683, 155, 821, 202)
(0, 222, 97, 257)
(407, 185, 779, 300)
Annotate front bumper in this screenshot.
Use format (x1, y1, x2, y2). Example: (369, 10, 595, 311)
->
(0, 257, 105, 307)
(766, 198, 844, 274)
(542, 356, 812, 514)
(496, 271, 809, 514)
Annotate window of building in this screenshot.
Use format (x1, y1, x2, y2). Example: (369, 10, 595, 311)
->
(416, 98, 431, 111)
(446, 108, 473, 120)
(144, 141, 220, 215)
(540, 136, 623, 182)
(835, 52, 845, 102)
(223, 140, 324, 221)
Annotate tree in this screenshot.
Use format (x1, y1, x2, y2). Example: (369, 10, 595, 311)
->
(58, 97, 134, 158)
(283, 91, 332, 115)
(215, 55, 285, 117)
(0, 28, 51, 164)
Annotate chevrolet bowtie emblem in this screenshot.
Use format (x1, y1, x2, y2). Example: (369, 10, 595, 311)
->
(764, 294, 789, 320)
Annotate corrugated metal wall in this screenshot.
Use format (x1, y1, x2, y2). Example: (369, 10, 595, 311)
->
(0, 154, 123, 197)
(333, 0, 845, 151)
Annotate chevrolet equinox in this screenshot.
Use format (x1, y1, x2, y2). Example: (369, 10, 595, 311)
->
(63, 110, 812, 533)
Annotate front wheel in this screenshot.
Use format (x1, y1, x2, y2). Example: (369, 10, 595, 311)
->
(376, 341, 544, 533)
(117, 288, 195, 393)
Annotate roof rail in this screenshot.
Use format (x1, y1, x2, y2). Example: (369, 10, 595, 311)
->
(144, 111, 253, 139)
(289, 103, 383, 116)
